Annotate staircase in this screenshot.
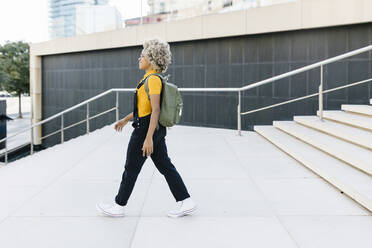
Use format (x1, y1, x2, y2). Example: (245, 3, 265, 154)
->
(254, 99, 372, 212)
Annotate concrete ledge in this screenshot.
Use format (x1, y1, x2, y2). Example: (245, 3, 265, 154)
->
(273, 121, 372, 176)
(294, 116, 372, 150)
(341, 104, 372, 117)
(317, 111, 372, 132)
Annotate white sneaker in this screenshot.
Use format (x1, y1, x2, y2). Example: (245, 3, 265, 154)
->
(167, 197, 197, 218)
(96, 202, 126, 217)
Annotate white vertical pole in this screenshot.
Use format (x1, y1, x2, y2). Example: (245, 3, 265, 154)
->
(30, 120, 34, 155)
(86, 103, 90, 134)
(116, 91, 119, 122)
(30, 86, 34, 155)
(237, 91, 241, 136)
(319, 65, 324, 121)
(61, 114, 64, 143)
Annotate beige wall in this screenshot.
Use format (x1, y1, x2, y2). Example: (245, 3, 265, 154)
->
(29, 56, 42, 145)
(30, 0, 372, 56)
(29, 0, 372, 145)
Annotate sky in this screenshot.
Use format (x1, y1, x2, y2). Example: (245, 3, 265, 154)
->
(0, 0, 150, 45)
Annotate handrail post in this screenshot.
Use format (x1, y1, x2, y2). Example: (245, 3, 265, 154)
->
(115, 91, 119, 122)
(61, 114, 64, 143)
(86, 103, 90, 134)
(319, 65, 324, 121)
(30, 121, 34, 155)
(237, 90, 241, 136)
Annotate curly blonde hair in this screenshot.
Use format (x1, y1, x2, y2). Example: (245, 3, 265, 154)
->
(142, 37, 172, 73)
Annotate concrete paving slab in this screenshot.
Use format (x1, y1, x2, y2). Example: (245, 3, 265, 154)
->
(0, 185, 42, 222)
(130, 216, 298, 248)
(279, 215, 372, 248)
(141, 178, 274, 217)
(12, 178, 152, 217)
(0, 216, 138, 248)
(254, 177, 370, 216)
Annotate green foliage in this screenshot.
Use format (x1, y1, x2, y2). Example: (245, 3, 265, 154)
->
(0, 41, 30, 96)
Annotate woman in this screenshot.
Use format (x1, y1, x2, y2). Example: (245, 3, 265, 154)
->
(96, 38, 197, 218)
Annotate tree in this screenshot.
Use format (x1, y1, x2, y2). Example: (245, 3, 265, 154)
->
(0, 64, 5, 84)
(0, 40, 30, 119)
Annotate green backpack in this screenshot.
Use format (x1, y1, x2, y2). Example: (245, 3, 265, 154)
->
(144, 73, 183, 129)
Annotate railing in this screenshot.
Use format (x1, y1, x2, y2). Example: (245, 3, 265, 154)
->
(238, 44, 372, 135)
(1, 44, 371, 165)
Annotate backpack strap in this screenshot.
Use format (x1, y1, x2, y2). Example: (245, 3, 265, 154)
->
(144, 73, 164, 131)
(144, 73, 163, 100)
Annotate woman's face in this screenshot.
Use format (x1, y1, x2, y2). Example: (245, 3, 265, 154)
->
(138, 51, 152, 71)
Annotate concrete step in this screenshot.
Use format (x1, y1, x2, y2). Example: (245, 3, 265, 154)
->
(317, 110, 372, 132)
(254, 125, 372, 212)
(341, 104, 372, 117)
(273, 121, 372, 176)
(294, 115, 372, 150)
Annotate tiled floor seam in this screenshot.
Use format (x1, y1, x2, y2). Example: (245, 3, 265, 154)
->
(129, 163, 156, 248)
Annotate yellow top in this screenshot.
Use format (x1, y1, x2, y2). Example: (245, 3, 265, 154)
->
(136, 69, 162, 117)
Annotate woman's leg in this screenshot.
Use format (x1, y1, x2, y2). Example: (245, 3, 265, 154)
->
(115, 130, 148, 206)
(150, 128, 190, 202)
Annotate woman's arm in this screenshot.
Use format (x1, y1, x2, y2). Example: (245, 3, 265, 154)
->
(123, 112, 134, 122)
(114, 111, 133, 132)
(142, 94, 161, 157)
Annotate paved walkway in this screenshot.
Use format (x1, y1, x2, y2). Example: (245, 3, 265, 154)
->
(0, 123, 371, 248)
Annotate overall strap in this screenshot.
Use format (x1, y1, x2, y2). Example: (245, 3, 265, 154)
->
(133, 76, 150, 119)
(132, 73, 162, 130)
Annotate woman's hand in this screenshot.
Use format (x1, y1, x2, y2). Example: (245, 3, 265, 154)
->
(142, 137, 153, 157)
(114, 118, 129, 132)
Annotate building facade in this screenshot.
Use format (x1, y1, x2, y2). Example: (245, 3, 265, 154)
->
(32, 0, 372, 148)
(75, 5, 122, 35)
(49, 0, 109, 38)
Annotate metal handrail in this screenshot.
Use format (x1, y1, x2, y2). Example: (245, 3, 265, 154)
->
(235, 44, 372, 135)
(1, 45, 371, 164)
(239, 45, 372, 92)
(241, 78, 372, 115)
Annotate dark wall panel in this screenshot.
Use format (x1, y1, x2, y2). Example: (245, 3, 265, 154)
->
(42, 22, 372, 147)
